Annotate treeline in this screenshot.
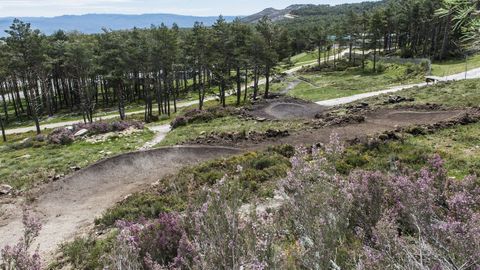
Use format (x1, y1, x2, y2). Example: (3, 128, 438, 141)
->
(0, 17, 290, 138)
(282, 0, 479, 59)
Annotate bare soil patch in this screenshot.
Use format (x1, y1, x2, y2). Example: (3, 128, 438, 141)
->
(187, 107, 472, 149)
(0, 146, 241, 260)
(246, 96, 327, 120)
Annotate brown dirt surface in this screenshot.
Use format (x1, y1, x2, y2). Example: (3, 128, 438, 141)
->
(189, 108, 473, 149)
(1, 98, 478, 264)
(246, 96, 327, 120)
(0, 146, 241, 260)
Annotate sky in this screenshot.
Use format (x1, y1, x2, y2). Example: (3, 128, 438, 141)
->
(0, 0, 376, 17)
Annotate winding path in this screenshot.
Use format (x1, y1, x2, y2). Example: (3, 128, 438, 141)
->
(1, 56, 480, 262)
(0, 146, 241, 259)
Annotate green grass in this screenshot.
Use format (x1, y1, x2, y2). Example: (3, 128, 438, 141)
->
(96, 145, 293, 227)
(357, 79, 480, 108)
(339, 122, 480, 179)
(158, 115, 304, 147)
(290, 50, 319, 65)
(287, 62, 424, 102)
(0, 129, 154, 190)
(431, 53, 480, 76)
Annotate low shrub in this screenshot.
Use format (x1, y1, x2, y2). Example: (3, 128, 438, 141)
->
(73, 120, 144, 136)
(95, 193, 186, 228)
(60, 235, 114, 270)
(48, 128, 75, 145)
(105, 213, 188, 269)
(47, 120, 145, 145)
(1, 210, 42, 270)
(170, 107, 236, 129)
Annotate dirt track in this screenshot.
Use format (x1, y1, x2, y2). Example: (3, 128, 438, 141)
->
(0, 146, 241, 258)
(281, 109, 467, 146)
(0, 106, 471, 262)
(195, 108, 468, 149)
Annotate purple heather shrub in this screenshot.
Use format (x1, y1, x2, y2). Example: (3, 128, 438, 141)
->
(108, 213, 187, 269)
(73, 120, 144, 136)
(1, 210, 42, 270)
(104, 132, 480, 269)
(47, 128, 75, 145)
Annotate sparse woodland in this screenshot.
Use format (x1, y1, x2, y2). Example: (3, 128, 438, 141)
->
(0, 0, 479, 140)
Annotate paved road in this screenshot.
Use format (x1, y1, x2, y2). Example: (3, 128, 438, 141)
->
(316, 67, 480, 107)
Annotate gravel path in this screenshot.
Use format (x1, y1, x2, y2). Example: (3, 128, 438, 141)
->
(139, 125, 172, 150)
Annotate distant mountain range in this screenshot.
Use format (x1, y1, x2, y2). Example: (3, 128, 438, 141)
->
(0, 14, 238, 36)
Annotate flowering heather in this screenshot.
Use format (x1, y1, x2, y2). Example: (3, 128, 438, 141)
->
(99, 132, 479, 269)
(48, 120, 144, 144)
(47, 128, 75, 145)
(1, 210, 42, 270)
(107, 213, 186, 269)
(73, 120, 144, 135)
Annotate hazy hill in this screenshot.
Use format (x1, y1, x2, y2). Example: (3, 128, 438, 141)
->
(0, 14, 237, 36)
(241, 5, 311, 23)
(242, 1, 385, 24)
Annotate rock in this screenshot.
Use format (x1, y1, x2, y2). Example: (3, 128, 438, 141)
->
(0, 184, 13, 195)
(385, 95, 415, 104)
(74, 129, 89, 137)
(73, 128, 88, 137)
(256, 117, 267, 122)
(20, 154, 31, 159)
(70, 166, 81, 171)
(53, 174, 64, 181)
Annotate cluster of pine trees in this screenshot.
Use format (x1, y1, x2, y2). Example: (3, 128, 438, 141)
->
(0, 17, 289, 138)
(284, 0, 480, 59)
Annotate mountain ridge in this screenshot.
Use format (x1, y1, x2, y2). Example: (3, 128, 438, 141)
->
(0, 13, 238, 36)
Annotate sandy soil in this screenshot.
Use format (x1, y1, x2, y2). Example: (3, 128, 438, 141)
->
(0, 146, 240, 260)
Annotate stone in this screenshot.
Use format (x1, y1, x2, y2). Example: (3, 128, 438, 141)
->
(256, 117, 267, 122)
(0, 184, 13, 195)
(70, 166, 81, 171)
(74, 129, 89, 137)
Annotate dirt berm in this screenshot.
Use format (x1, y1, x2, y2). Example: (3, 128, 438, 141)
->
(0, 146, 241, 259)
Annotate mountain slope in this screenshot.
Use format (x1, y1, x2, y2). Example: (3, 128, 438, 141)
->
(241, 5, 310, 23)
(242, 1, 385, 24)
(0, 14, 237, 36)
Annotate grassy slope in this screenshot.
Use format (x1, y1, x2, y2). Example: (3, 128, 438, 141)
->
(286, 62, 424, 101)
(0, 129, 154, 189)
(341, 122, 480, 179)
(158, 116, 304, 147)
(356, 78, 480, 108)
(431, 53, 480, 76)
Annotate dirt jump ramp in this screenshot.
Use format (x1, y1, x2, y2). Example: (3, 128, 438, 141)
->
(263, 102, 326, 120)
(0, 146, 241, 258)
